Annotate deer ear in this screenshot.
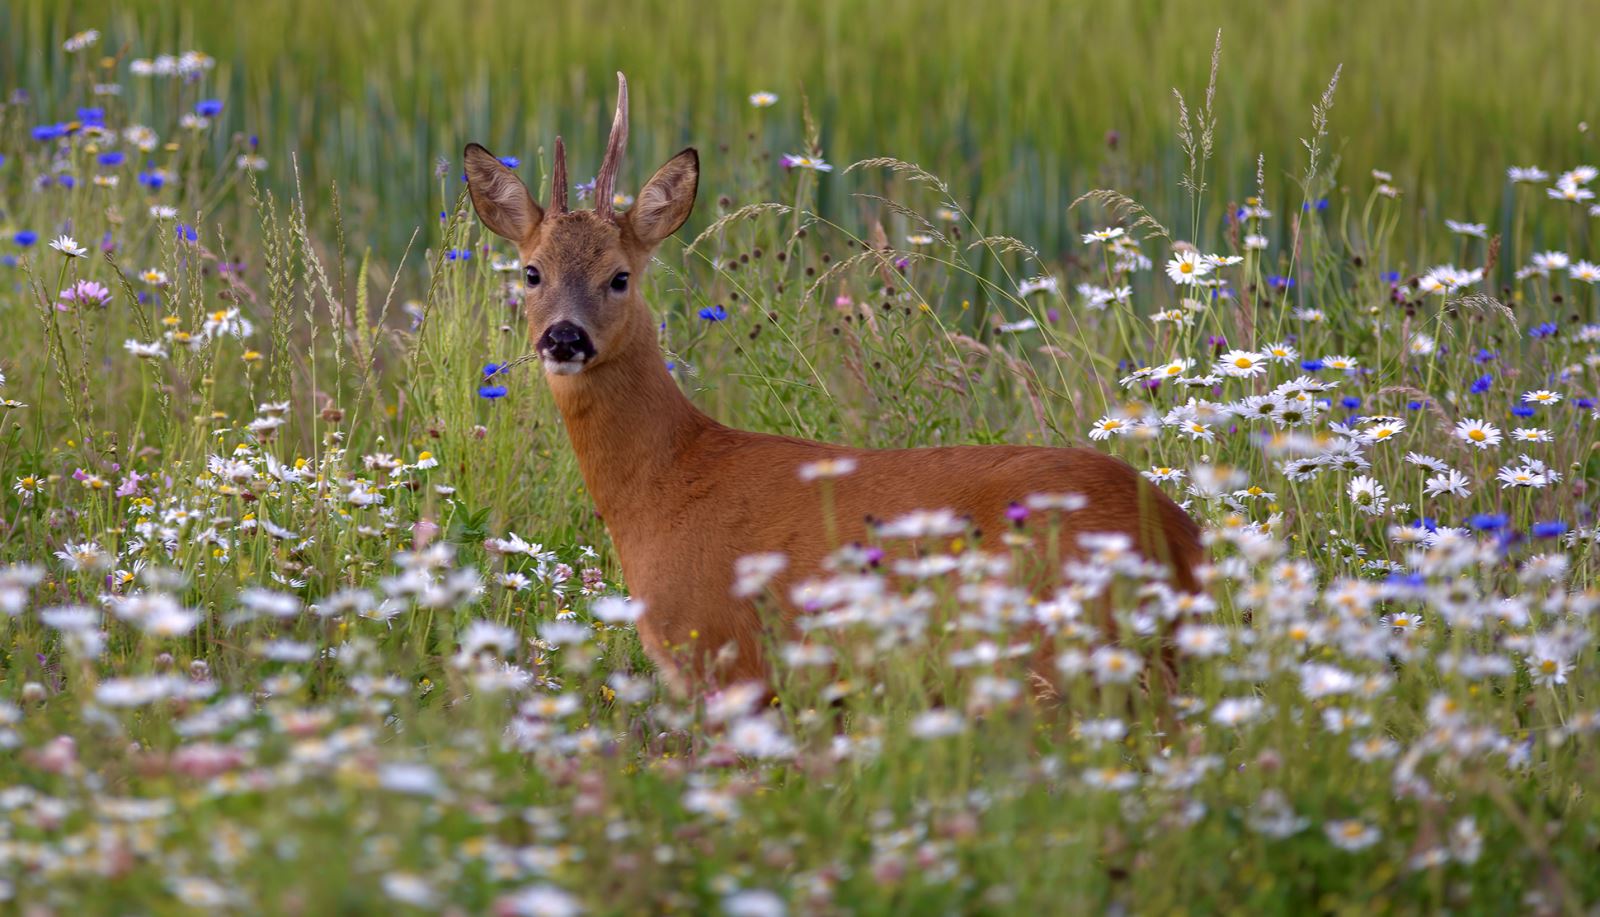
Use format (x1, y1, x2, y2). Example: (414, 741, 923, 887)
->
(463, 143, 543, 244)
(626, 148, 698, 247)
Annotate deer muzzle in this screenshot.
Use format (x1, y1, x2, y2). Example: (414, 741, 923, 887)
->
(537, 320, 597, 374)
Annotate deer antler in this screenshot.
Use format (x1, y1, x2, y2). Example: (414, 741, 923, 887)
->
(594, 72, 629, 220)
(551, 136, 568, 213)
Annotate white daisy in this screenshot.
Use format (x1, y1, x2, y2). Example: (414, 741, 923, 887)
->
(1082, 227, 1125, 244)
(1216, 350, 1268, 378)
(49, 235, 88, 258)
(1164, 250, 1213, 285)
(1423, 469, 1471, 498)
(1453, 418, 1502, 449)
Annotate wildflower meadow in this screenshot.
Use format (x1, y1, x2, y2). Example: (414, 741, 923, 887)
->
(3, 3, 1600, 913)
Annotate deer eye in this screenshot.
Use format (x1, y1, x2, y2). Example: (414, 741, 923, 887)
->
(610, 271, 630, 293)
(525, 265, 541, 286)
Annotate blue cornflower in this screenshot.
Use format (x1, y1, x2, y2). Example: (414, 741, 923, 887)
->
(1300, 198, 1330, 212)
(1576, 397, 1596, 410)
(698, 305, 728, 321)
(1511, 405, 1535, 417)
(1268, 275, 1295, 290)
(1529, 322, 1558, 339)
(1386, 571, 1426, 590)
(196, 99, 224, 117)
(97, 151, 125, 167)
(13, 230, 37, 247)
(0, 255, 16, 268)
(1471, 349, 1498, 364)
(1340, 396, 1361, 410)
(498, 156, 521, 168)
(77, 106, 105, 124)
(138, 169, 165, 189)
(31, 123, 66, 142)
(480, 363, 510, 397)
(1468, 513, 1508, 532)
(1381, 271, 1401, 283)
(59, 174, 76, 189)
(1406, 400, 1425, 411)
(1412, 517, 1438, 532)
(1300, 359, 1324, 372)
(1469, 374, 1492, 394)
(446, 249, 472, 261)
(176, 224, 198, 243)
(1531, 520, 1567, 538)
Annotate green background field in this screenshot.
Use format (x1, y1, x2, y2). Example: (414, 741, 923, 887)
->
(6, 0, 1595, 254)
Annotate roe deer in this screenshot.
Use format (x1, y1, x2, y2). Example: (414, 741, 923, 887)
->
(463, 74, 1202, 694)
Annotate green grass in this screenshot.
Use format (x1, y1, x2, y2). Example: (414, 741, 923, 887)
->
(5, 0, 1599, 257)
(0, 4, 1598, 914)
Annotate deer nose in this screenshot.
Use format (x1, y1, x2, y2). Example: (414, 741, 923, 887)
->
(537, 320, 596, 365)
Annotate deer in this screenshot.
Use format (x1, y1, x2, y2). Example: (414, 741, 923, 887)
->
(463, 73, 1202, 698)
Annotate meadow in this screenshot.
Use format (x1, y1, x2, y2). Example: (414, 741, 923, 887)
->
(1, 2, 1599, 913)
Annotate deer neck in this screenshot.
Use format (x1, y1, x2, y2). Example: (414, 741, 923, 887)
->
(545, 317, 712, 524)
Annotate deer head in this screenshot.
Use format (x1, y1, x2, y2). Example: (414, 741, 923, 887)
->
(463, 73, 698, 376)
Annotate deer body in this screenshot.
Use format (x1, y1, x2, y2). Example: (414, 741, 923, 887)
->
(465, 74, 1201, 693)
(547, 323, 1200, 689)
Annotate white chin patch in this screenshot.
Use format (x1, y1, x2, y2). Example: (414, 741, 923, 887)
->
(544, 359, 587, 376)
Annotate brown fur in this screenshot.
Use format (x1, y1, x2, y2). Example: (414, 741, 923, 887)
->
(464, 118, 1202, 696)
(548, 320, 1201, 690)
